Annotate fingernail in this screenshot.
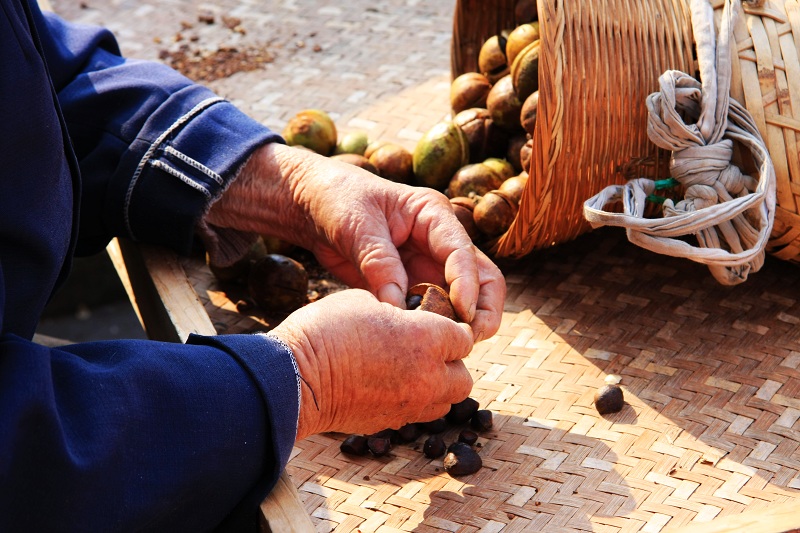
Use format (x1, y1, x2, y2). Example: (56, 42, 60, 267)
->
(468, 301, 477, 323)
(377, 283, 405, 308)
(475, 330, 485, 343)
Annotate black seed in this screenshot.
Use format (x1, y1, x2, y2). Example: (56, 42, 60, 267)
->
(446, 397, 480, 425)
(423, 434, 446, 459)
(443, 442, 482, 476)
(470, 409, 494, 432)
(367, 436, 392, 457)
(370, 428, 399, 444)
(420, 417, 448, 434)
(397, 423, 423, 443)
(406, 294, 423, 310)
(340, 435, 368, 456)
(594, 384, 624, 415)
(458, 430, 479, 446)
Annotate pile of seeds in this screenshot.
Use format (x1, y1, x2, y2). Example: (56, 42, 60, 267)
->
(340, 397, 493, 478)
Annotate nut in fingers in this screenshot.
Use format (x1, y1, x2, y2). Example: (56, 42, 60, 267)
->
(406, 283, 458, 322)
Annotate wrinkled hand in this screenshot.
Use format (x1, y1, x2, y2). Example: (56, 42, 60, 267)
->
(272, 289, 475, 439)
(207, 142, 505, 341)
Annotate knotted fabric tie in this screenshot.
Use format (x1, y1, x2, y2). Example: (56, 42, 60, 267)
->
(583, 0, 775, 285)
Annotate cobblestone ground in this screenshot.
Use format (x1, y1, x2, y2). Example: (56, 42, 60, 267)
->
(51, 0, 456, 150)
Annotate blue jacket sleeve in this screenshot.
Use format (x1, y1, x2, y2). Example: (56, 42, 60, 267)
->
(38, 11, 284, 256)
(0, 3, 300, 531)
(0, 332, 300, 532)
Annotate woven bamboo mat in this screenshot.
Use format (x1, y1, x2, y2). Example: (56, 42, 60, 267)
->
(182, 227, 800, 532)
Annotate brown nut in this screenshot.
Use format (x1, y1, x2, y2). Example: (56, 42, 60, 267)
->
(330, 153, 379, 175)
(506, 133, 528, 173)
(446, 163, 504, 199)
(478, 34, 509, 84)
(453, 108, 510, 163)
(366, 435, 392, 457)
(594, 384, 625, 415)
(452, 202, 480, 241)
(450, 72, 492, 114)
(506, 23, 540, 66)
(397, 423, 423, 444)
(486, 75, 523, 132)
(473, 190, 518, 238)
(458, 430, 479, 446)
(420, 417, 448, 434)
(247, 254, 309, 313)
(406, 283, 457, 321)
(498, 174, 529, 205)
(510, 40, 540, 102)
(520, 91, 539, 136)
(519, 135, 533, 174)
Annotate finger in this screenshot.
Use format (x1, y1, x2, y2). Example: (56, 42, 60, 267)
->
(444, 246, 480, 324)
(439, 359, 474, 406)
(470, 249, 506, 341)
(354, 232, 410, 309)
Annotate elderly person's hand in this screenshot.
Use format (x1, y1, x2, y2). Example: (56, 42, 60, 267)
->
(271, 289, 474, 439)
(207, 143, 505, 341)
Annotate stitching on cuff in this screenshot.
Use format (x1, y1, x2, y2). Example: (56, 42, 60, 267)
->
(149, 160, 212, 198)
(260, 332, 302, 432)
(164, 145, 223, 185)
(123, 96, 225, 239)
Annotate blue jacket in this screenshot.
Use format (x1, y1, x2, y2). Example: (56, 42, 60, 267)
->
(1, 1, 301, 530)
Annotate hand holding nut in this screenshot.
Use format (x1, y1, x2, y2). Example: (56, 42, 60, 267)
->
(271, 289, 474, 440)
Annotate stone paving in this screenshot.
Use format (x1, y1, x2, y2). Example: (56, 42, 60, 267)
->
(51, 0, 456, 151)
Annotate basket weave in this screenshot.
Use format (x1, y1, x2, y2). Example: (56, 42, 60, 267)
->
(181, 228, 800, 532)
(452, 0, 800, 263)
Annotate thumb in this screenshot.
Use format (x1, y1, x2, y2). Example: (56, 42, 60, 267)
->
(353, 231, 409, 309)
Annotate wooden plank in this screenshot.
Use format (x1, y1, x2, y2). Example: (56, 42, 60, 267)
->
(106, 238, 314, 533)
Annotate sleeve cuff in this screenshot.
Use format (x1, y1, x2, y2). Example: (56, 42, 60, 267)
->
(115, 89, 283, 254)
(186, 332, 301, 479)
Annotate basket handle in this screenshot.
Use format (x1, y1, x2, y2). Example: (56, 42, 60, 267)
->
(583, 0, 776, 285)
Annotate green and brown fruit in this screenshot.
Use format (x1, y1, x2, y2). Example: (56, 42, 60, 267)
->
(368, 143, 414, 184)
(446, 163, 505, 199)
(413, 120, 469, 191)
(453, 108, 509, 164)
(482, 157, 516, 181)
(282, 109, 337, 156)
(510, 39, 540, 102)
(334, 130, 370, 156)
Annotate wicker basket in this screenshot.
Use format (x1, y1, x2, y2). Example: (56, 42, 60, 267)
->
(452, 0, 800, 263)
